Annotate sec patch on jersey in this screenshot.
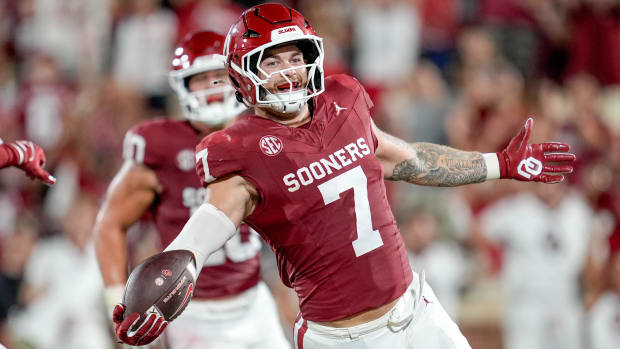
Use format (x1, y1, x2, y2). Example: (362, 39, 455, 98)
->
(123, 250, 197, 322)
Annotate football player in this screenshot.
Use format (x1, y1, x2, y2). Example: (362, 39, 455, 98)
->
(587, 232, 620, 349)
(477, 180, 592, 349)
(113, 4, 576, 348)
(94, 31, 290, 348)
(0, 138, 55, 185)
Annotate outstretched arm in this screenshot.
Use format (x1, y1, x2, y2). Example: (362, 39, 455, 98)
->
(375, 118, 575, 186)
(0, 139, 56, 185)
(375, 122, 487, 186)
(383, 136, 487, 186)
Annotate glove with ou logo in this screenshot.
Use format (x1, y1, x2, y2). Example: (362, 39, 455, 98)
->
(496, 118, 575, 183)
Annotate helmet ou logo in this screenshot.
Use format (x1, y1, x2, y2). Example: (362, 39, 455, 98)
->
(517, 157, 542, 179)
(259, 135, 283, 156)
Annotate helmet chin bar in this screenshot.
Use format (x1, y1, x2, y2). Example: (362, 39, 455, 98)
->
(252, 64, 320, 114)
(179, 85, 246, 126)
(262, 88, 308, 114)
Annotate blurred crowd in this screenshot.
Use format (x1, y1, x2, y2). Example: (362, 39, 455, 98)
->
(0, 0, 619, 348)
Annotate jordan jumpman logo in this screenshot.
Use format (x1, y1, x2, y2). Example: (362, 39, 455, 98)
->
(333, 101, 347, 115)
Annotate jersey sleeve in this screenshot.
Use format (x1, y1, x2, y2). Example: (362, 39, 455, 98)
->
(194, 130, 243, 187)
(122, 123, 164, 168)
(355, 78, 374, 110)
(329, 74, 374, 111)
(348, 76, 378, 149)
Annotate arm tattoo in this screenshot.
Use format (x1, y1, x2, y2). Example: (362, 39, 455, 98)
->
(387, 142, 487, 186)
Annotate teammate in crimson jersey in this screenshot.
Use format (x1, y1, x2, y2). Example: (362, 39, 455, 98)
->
(0, 138, 55, 185)
(113, 4, 576, 348)
(94, 31, 290, 348)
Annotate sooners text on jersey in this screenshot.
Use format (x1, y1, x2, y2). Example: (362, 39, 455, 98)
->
(123, 119, 261, 299)
(195, 75, 412, 321)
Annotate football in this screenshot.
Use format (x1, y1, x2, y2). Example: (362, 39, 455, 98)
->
(122, 250, 197, 322)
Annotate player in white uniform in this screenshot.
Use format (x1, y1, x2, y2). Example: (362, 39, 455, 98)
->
(587, 236, 620, 349)
(478, 181, 592, 349)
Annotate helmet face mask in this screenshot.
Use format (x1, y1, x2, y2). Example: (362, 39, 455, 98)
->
(224, 4, 325, 114)
(170, 78, 244, 125)
(245, 39, 324, 114)
(169, 31, 246, 126)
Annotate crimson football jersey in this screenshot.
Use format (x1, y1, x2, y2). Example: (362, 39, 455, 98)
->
(123, 119, 261, 299)
(195, 75, 413, 321)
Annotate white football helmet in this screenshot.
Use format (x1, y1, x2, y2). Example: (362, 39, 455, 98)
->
(169, 31, 246, 126)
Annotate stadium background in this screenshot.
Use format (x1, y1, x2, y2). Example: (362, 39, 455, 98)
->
(0, 0, 619, 348)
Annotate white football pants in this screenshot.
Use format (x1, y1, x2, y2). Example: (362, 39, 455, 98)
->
(165, 281, 291, 349)
(293, 272, 471, 349)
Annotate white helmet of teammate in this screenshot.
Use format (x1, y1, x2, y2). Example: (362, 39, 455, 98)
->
(169, 31, 246, 126)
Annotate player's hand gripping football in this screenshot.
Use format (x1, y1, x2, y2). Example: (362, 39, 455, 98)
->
(7, 140, 56, 185)
(112, 303, 168, 346)
(497, 118, 575, 183)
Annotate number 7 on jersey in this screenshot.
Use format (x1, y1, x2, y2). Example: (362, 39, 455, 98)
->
(318, 166, 384, 257)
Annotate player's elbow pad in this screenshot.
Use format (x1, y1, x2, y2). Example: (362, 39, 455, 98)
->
(164, 203, 237, 274)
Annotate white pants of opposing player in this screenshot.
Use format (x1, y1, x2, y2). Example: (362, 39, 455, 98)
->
(166, 281, 291, 349)
(293, 272, 471, 349)
(503, 300, 583, 349)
